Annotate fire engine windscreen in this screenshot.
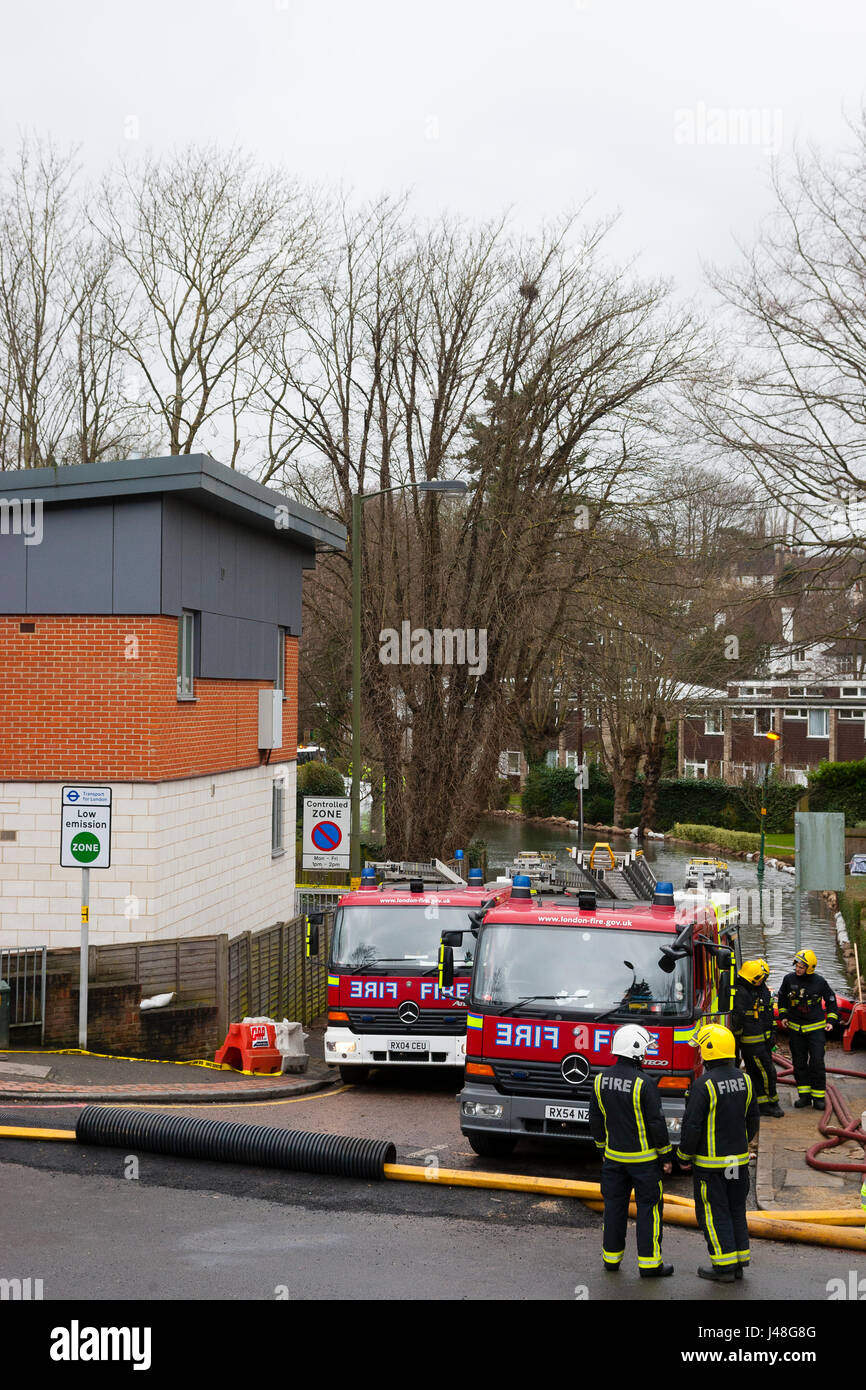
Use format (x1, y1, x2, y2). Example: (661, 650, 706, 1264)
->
(331, 906, 478, 971)
(472, 926, 690, 1018)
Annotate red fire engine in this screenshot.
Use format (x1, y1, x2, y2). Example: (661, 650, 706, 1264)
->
(314, 861, 512, 1081)
(441, 873, 740, 1157)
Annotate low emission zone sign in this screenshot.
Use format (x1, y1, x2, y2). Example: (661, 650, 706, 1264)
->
(303, 796, 349, 871)
(61, 785, 112, 869)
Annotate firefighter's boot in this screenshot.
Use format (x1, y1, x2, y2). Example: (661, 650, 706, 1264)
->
(639, 1263, 674, 1278)
(698, 1265, 736, 1283)
(760, 1103, 784, 1118)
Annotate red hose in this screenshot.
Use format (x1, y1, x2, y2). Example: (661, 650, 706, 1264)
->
(774, 1047, 866, 1175)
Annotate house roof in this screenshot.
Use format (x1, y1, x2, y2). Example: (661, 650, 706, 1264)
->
(0, 454, 346, 553)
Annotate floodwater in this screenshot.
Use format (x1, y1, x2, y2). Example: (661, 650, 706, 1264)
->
(473, 815, 849, 997)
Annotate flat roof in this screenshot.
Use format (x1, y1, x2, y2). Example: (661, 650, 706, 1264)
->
(0, 454, 346, 552)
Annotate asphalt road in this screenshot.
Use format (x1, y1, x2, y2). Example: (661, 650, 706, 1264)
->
(2, 1067, 864, 1303)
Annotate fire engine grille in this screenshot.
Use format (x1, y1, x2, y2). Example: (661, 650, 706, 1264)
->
(492, 1059, 600, 1100)
(345, 1008, 466, 1036)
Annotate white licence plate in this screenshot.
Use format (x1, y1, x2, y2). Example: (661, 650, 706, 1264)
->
(388, 1039, 430, 1052)
(545, 1104, 589, 1123)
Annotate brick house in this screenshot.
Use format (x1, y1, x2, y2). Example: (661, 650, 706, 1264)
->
(0, 455, 344, 948)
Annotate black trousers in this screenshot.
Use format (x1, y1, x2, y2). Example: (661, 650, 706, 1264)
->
(693, 1165, 750, 1268)
(789, 1027, 827, 1098)
(741, 1042, 778, 1104)
(600, 1159, 665, 1269)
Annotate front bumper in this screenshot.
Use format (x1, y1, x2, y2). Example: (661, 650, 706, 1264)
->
(459, 1078, 686, 1144)
(324, 1026, 466, 1067)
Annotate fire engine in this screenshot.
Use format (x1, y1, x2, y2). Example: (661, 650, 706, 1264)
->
(313, 860, 512, 1082)
(440, 870, 741, 1157)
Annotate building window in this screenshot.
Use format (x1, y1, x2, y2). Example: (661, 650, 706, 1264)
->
(684, 761, 708, 780)
(840, 685, 866, 697)
(704, 708, 724, 735)
(793, 649, 806, 665)
(837, 708, 866, 720)
(789, 687, 809, 697)
(784, 708, 807, 720)
(545, 749, 558, 768)
(271, 779, 285, 856)
(177, 611, 195, 699)
(739, 687, 759, 697)
(275, 628, 286, 699)
(502, 751, 522, 776)
(807, 709, 829, 738)
(754, 708, 775, 736)
(565, 750, 580, 770)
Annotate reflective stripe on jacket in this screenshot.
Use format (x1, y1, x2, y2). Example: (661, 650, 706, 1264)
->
(777, 972, 837, 1028)
(588, 1057, 671, 1163)
(677, 1062, 759, 1170)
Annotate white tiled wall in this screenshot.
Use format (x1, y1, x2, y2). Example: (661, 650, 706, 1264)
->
(0, 762, 296, 947)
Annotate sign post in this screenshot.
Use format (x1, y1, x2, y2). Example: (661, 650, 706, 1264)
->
(574, 761, 588, 851)
(60, 786, 112, 1048)
(302, 796, 350, 873)
(793, 811, 846, 952)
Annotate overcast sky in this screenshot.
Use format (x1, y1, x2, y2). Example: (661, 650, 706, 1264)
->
(2, 0, 865, 295)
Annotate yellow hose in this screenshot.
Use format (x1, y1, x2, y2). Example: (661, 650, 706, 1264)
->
(385, 1163, 865, 1248)
(0, 1126, 76, 1141)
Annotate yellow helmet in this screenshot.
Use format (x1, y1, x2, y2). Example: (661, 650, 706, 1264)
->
(739, 958, 770, 986)
(793, 949, 817, 975)
(694, 1023, 736, 1061)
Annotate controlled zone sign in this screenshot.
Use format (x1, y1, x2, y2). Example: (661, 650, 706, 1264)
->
(61, 785, 112, 869)
(303, 796, 350, 871)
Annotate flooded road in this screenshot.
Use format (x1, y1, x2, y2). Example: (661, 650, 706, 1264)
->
(474, 815, 849, 996)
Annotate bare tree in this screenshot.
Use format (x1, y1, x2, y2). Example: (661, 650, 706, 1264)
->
(278, 203, 698, 855)
(693, 113, 866, 625)
(97, 147, 316, 464)
(0, 139, 79, 467)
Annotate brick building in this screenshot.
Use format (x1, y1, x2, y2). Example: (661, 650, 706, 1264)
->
(0, 455, 344, 948)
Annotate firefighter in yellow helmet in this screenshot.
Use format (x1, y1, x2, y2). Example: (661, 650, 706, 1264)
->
(732, 959, 783, 1118)
(677, 1024, 760, 1282)
(777, 950, 838, 1110)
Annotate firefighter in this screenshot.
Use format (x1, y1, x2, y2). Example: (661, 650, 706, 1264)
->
(731, 958, 784, 1118)
(677, 1023, 760, 1282)
(777, 950, 838, 1110)
(588, 1023, 674, 1277)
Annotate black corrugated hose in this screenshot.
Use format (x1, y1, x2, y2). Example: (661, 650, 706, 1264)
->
(76, 1105, 396, 1180)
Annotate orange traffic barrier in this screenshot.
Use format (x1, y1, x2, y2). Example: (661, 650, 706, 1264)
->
(214, 1022, 282, 1074)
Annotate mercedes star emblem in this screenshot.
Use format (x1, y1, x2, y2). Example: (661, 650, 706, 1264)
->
(561, 1053, 590, 1085)
(398, 1000, 420, 1024)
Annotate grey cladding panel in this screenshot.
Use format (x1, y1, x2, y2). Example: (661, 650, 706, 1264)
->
(199, 612, 279, 680)
(26, 504, 114, 612)
(112, 500, 162, 613)
(160, 500, 183, 615)
(0, 529, 27, 611)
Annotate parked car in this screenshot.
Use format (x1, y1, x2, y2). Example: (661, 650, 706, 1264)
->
(848, 853, 866, 875)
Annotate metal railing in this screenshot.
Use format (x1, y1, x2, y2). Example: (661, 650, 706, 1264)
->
(0, 947, 47, 1043)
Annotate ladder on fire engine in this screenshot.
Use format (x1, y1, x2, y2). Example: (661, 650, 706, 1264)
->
(365, 858, 467, 886)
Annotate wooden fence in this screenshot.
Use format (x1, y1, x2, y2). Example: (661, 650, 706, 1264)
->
(46, 911, 334, 1044)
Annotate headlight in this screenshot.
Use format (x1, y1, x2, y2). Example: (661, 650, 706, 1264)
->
(462, 1101, 503, 1118)
(326, 1039, 356, 1053)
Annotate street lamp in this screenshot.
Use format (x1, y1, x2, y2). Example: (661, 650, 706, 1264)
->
(350, 478, 468, 878)
(757, 729, 781, 881)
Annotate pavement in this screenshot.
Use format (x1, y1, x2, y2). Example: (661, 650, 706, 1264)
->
(0, 1042, 336, 1104)
(754, 1043, 866, 1213)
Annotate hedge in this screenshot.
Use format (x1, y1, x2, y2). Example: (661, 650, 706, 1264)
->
(671, 823, 762, 853)
(808, 759, 866, 826)
(521, 765, 801, 832)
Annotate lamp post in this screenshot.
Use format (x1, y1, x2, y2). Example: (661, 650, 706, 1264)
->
(757, 729, 781, 882)
(350, 479, 468, 879)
